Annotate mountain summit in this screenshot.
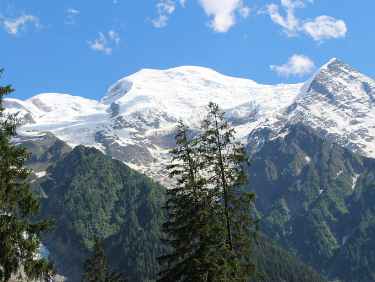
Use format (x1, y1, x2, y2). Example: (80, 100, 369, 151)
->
(248, 58, 375, 157)
(5, 59, 375, 186)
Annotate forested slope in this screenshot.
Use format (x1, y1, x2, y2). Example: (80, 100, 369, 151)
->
(253, 233, 326, 282)
(34, 145, 169, 281)
(247, 123, 375, 281)
(29, 141, 327, 281)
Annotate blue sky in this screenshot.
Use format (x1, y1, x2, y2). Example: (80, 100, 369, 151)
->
(0, 0, 374, 101)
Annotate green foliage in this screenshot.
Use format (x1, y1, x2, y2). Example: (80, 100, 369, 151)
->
(157, 121, 223, 281)
(200, 102, 265, 281)
(246, 123, 375, 281)
(252, 233, 326, 282)
(0, 69, 57, 282)
(81, 235, 129, 282)
(37, 145, 170, 281)
(28, 133, 327, 281)
(327, 164, 375, 282)
(158, 103, 265, 281)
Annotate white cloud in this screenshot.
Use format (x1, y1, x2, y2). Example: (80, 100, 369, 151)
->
(152, 0, 251, 32)
(68, 8, 80, 14)
(262, 0, 347, 42)
(197, 0, 251, 33)
(153, 15, 169, 28)
(270, 54, 316, 77)
(303, 15, 347, 42)
(1, 13, 41, 35)
(180, 0, 187, 8)
(109, 30, 121, 45)
(262, 0, 305, 37)
(87, 31, 112, 55)
(65, 8, 80, 25)
(239, 6, 250, 18)
(152, 0, 175, 28)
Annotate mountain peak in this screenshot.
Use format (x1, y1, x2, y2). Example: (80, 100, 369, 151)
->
(293, 58, 375, 157)
(5, 59, 375, 187)
(326, 57, 341, 66)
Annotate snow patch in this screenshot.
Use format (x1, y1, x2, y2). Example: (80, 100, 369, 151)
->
(292, 59, 337, 102)
(35, 171, 46, 178)
(352, 174, 361, 190)
(334, 170, 343, 180)
(305, 155, 311, 164)
(342, 235, 349, 246)
(39, 243, 50, 260)
(30, 171, 46, 183)
(278, 130, 290, 139)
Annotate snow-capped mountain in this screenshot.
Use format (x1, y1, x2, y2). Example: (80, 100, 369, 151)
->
(5, 59, 375, 186)
(247, 58, 375, 157)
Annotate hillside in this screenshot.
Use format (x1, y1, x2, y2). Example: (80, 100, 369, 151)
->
(247, 123, 375, 281)
(30, 143, 326, 282)
(33, 145, 168, 281)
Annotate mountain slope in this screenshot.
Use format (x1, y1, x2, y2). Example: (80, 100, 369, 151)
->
(248, 58, 375, 157)
(34, 145, 169, 281)
(7, 59, 375, 187)
(6, 65, 306, 186)
(247, 123, 375, 281)
(29, 144, 327, 282)
(6, 58, 375, 281)
(252, 233, 327, 282)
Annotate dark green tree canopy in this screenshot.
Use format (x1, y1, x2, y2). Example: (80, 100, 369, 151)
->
(0, 69, 56, 282)
(157, 120, 222, 281)
(81, 235, 129, 282)
(158, 102, 265, 281)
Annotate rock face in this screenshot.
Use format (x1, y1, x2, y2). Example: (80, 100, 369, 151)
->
(249, 59, 375, 158)
(246, 123, 375, 282)
(5, 59, 375, 186)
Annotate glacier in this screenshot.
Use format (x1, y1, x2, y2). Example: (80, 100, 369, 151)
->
(4, 58, 375, 187)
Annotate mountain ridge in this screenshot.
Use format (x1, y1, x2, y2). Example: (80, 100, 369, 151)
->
(247, 122, 375, 281)
(28, 143, 327, 282)
(5, 58, 375, 187)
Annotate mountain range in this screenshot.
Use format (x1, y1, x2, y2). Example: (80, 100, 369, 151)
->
(4, 58, 375, 281)
(27, 142, 327, 282)
(6, 58, 375, 188)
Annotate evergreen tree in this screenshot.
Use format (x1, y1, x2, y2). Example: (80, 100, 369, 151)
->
(157, 121, 223, 281)
(158, 103, 265, 281)
(81, 235, 129, 282)
(0, 69, 57, 282)
(200, 102, 265, 281)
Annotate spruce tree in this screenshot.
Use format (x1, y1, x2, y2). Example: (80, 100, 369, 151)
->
(0, 69, 57, 282)
(200, 102, 265, 281)
(81, 235, 129, 282)
(158, 104, 265, 281)
(157, 121, 223, 281)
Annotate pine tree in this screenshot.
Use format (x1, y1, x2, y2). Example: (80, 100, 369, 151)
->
(81, 235, 129, 282)
(158, 104, 265, 281)
(0, 69, 57, 282)
(200, 102, 265, 281)
(157, 121, 223, 281)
